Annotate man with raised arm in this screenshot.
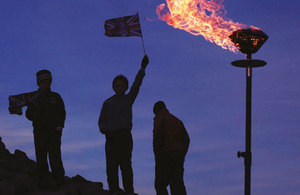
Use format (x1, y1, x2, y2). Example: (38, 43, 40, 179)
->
(98, 55, 149, 195)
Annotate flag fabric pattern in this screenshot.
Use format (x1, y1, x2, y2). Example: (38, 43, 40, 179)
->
(105, 14, 142, 37)
(8, 91, 40, 115)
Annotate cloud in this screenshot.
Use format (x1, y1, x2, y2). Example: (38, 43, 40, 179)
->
(62, 139, 105, 154)
(0, 126, 35, 158)
(0, 128, 32, 138)
(134, 186, 155, 195)
(63, 161, 90, 171)
(133, 104, 154, 120)
(0, 128, 33, 148)
(0, 115, 105, 158)
(132, 128, 152, 141)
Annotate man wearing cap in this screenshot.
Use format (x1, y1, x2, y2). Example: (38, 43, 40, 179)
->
(26, 69, 66, 188)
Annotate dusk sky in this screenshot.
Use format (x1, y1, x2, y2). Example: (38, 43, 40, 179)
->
(1, 0, 300, 194)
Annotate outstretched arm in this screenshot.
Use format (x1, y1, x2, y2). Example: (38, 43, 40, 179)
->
(128, 55, 149, 104)
(141, 55, 149, 70)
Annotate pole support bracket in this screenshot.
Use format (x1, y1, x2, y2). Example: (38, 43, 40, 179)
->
(237, 151, 246, 158)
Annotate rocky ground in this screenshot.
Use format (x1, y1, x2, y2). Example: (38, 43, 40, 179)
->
(0, 136, 110, 195)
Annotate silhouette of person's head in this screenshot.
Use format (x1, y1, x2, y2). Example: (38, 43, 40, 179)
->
(153, 101, 167, 115)
(113, 75, 129, 95)
(36, 69, 52, 90)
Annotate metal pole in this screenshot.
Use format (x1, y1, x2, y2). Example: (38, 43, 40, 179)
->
(231, 28, 268, 194)
(245, 53, 252, 195)
(236, 56, 267, 195)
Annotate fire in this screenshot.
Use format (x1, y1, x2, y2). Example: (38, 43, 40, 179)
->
(156, 0, 258, 53)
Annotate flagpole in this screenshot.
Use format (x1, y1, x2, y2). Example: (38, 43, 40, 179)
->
(138, 12, 146, 55)
(141, 35, 146, 55)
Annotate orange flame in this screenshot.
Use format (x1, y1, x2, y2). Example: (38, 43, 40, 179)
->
(156, 0, 258, 53)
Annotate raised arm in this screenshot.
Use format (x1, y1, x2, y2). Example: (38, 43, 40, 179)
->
(128, 55, 149, 104)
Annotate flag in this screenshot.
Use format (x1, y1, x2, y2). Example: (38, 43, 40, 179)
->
(104, 13, 142, 37)
(8, 91, 40, 115)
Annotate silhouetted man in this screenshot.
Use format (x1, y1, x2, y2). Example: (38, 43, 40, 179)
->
(98, 55, 149, 195)
(153, 101, 190, 195)
(26, 70, 66, 188)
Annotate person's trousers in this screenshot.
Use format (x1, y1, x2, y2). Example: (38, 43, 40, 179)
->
(155, 151, 187, 195)
(105, 130, 134, 193)
(34, 130, 65, 182)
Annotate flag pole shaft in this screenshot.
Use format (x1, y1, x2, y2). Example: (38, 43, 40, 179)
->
(141, 35, 146, 55)
(137, 11, 146, 55)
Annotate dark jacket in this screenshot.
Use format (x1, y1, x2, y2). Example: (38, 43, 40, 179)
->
(153, 109, 190, 156)
(26, 89, 66, 132)
(98, 69, 145, 135)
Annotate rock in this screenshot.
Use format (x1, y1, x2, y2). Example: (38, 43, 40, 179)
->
(72, 174, 87, 183)
(0, 137, 10, 158)
(0, 166, 14, 181)
(0, 137, 109, 194)
(12, 173, 35, 194)
(76, 182, 105, 195)
(0, 180, 14, 195)
(14, 149, 28, 159)
(0, 137, 5, 148)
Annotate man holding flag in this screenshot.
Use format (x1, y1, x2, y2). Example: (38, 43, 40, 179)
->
(98, 55, 149, 195)
(9, 70, 66, 189)
(99, 12, 149, 195)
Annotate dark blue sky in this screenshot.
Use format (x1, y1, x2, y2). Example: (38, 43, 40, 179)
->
(1, 0, 299, 194)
